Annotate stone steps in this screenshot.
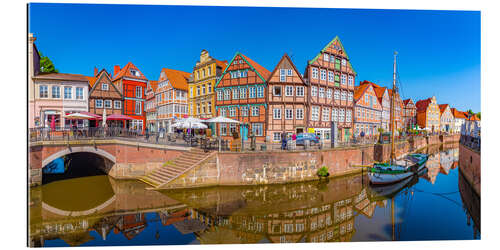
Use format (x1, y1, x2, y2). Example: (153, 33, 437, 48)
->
(139, 148, 214, 189)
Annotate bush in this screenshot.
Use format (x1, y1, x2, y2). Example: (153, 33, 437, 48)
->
(317, 166, 329, 178)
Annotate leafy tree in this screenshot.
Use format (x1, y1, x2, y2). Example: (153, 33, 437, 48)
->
(477, 112, 481, 119)
(39, 52, 58, 73)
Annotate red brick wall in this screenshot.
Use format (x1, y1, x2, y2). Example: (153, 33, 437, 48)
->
(459, 144, 481, 195)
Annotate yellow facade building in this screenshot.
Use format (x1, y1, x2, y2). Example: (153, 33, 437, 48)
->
(189, 50, 227, 118)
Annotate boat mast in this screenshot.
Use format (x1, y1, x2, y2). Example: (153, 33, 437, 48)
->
(390, 51, 398, 163)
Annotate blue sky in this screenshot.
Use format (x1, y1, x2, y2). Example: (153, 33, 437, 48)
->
(28, 3, 480, 112)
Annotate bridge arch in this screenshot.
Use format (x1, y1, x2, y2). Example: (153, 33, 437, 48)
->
(42, 146, 116, 169)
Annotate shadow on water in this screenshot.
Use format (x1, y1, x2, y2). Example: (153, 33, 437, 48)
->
(42, 152, 109, 185)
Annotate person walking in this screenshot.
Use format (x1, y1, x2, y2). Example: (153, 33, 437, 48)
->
(281, 131, 287, 150)
(145, 127, 150, 141)
(291, 133, 297, 150)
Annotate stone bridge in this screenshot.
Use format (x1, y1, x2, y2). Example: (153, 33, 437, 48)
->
(28, 138, 189, 186)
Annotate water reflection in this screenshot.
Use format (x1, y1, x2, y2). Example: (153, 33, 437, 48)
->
(29, 144, 479, 247)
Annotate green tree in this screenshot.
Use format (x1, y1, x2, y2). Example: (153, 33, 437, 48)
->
(39, 52, 58, 73)
(476, 112, 481, 119)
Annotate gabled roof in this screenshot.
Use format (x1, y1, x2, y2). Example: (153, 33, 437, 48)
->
(403, 99, 414, 106)
(215, 59, 228, 71)
(112, 62, 148, 81)
(88, 69, 122, 97)
(86, 76, 97, 88)
(159, 68, 191, 91)
(439, 104, 450, 114)
(240, 53, 271, 80)
(354, 82, 370, 101)
(451, 108, 467, 119)
(308, 35, 357, 74)
(267, 53, 306, 84)
(416, 98, 432, 113)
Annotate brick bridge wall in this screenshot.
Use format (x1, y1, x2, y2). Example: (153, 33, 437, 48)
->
(29, 140, 186, 186)
(459, 143, 481, 196)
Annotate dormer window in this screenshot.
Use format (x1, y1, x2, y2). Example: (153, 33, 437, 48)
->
(102, 83, 109, 91)
(130, 69, 140, 77)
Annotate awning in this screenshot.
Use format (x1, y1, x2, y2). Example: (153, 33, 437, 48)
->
(65, 111, 101, 120)
(106, 114, 134, 120)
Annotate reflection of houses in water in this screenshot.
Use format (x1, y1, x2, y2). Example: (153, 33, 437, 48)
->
(114, 213, 147, 240)
(423, 150, 440, 184)
(440, 149, 455, 175)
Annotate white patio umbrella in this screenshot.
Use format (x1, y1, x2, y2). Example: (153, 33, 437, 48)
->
(206, 116, 241, 151)
(65, 112, 95, 120)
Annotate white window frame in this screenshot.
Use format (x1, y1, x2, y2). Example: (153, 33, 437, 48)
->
(273, 108, 281, 119)
(328, 71, 334, 82)
(240, 88, 246, 99)
(342, 58, 347, 66)
(249, 87, 256, 98)
(334, 90, 340, 100)
(102, 83, 109, 91)
(251, 106, 259, 116)
(251, 123, 263, 136)
(51, 85, 60, 98)
(322, 107, 330, 121)
(311, 106, 320, 121)
(341, 74, 347, 85)
(319, 88, 325, 98)
(76, 87, 84, 100)
(229, 107, 236, 117)
(64, 86, 72, 99)
(327, 89, 332, 99)
(285, 108, 293, 120)
(280, 69, 286, 82)
(312, 67, 318, 79)
(217, 90, 223, 101)
(285, 86, 293, 96)
(332, 108, 338, 122)
(241, 106, 249, 116)
(224, 89, 230, 100)
(311, 86, 317, 97)
(341, 91, 347, 101)
(348, 75, 354, 86)
(135, 86, 142, 98)
(257, 86, 264, 98)
(104, 100, 112, 108)
(323, 53, 329, 62)
(320, 69, 326, 80)
(232, 88, 239, 100)
(348, 92, 353, 101)
(296, 108, 304, 120)
(287, 69, 292, 76)
(135, 101, 142, 115)
(114, 100, 121, 109)
(40, 85, 48, 98)
(296, 86, 304, 97)
(96, 99, 103, 108)
(273, 132, 281, 141)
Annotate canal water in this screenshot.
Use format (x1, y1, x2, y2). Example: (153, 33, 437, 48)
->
(29, 143, 480, 247)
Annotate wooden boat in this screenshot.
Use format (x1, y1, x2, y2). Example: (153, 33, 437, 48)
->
(368, 52, 428, 185)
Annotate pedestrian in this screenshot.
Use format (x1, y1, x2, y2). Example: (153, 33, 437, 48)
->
(145, 127, 149, 141)
(291, 133, 297, 150)
(281, 132, 287, 150)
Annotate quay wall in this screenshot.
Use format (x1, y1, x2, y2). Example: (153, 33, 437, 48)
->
(459, 143, 481, 196)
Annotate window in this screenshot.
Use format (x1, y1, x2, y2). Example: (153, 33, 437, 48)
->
(342, 58, 347, 66)
(220, 124, 227, 135)
(64, 86, 72, 99)
(257, 86, 264, 98)
(273, 132, 281, 141)
(229, 123, 237, 133)
(341, 91, 347, 101)
(323, 53, 329, 61)
(239, 88, 246, 99)
(251, 106, 259, 116)
(229, 107, 236, 117)
(311, 106, 320, 121)
(135, 86, 142, 98)
(319, 88, 325, 98)
(320, 69, 326, 80)
(130, 69, 140, 77)
(102, 83, 109, 91)
(348, 92, 353, 101)
(197, 86, 201, 96)
(339, 108, 345, 122)
(217, 90, 223, 100)
(135, 101, 141, 115)
(203, 69, 206, 78)
(76, 87, 83, 100)
(311, 86, 318, 97)
(202, 85, 206, 94)
(296, 108, 304, 119)
(285, 86, 293, 96)
(241, 106, 249, 116)
(251, 123, 263, 136)
(39, 85, 48, 98)
(284, 224, 294, 233)
(296, 224, 305, 233)
(104, 100, 111, 108)
(280, 69, 286, 82)
(322, 107, 330, 121)
(96, 99, 103, 108)
(328, 71, 334, 82)
(312, 67, 318, 79)
(208, 67, 212, 76)
(335, 58, 341, 70)
(208, 83, 212, 93)
(332, 108, 338, 121)
(346, 109, 352, 122)
(249, 87, 256, 98)
(224, 89, 230, 100)
(221, 107, 227, 117)
(327, 89, 332, 99)
(285, 109, 293, 119)
(114, 100, 121, 109)
(51, 86, 60, 98)
(273, 108, 281, 119)
(287, 69, 292, 76)
(296, 86, 304, 96)
(273, 86, 282, 96)
(341, 74, 347, 85)
(334, 90, 340, 100)
(348, 75, 354, 86)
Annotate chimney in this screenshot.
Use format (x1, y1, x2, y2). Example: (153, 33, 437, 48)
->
(114, 65, 120, 76)
(94, 67, 98, 77)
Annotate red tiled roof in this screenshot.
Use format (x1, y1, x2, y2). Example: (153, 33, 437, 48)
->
(216, 59, 228, 71)
(451, 108, 467, 119)
(86, 76, 97, 88)
(240, 53, 271, 80)
(354, 83, 370, 101)
(403, 99, 413, 106)
(33, 72, 89, 82)
(470, 114, 480, 121)
(438, 104, 449, 114)
(160, 68, 191, 91)
(416, 98, 432, 113)
(112, 62, 148, 81)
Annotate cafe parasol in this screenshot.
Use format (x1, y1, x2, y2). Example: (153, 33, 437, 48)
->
(206, 116, 241, 151)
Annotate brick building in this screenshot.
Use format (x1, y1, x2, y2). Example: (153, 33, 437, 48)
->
(416, 96, 440, 132)
(353, 81, 382, 138)
(303, 36, 356, 142)
(145, 80, 158, 131)
(112, 62, 148, 131)
(266, 53, 309, 142)
(214, 52, 271, 142)
(402, 98, 416, 130)
(87, 68, 123, 125)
